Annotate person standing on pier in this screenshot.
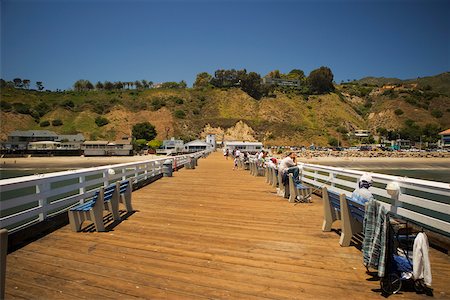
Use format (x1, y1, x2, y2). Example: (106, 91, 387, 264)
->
(279, 152, 301, 185)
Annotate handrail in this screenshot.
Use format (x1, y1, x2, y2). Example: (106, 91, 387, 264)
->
(299, 162, 450, 237)
(0, 150, 211, 233)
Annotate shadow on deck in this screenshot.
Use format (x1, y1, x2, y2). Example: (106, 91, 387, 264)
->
(4, 152, 450, 299)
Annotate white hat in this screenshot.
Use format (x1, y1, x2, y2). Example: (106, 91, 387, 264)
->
(360, 173, 373, 183)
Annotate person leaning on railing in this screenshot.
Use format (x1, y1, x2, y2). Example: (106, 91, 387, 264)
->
(352, 173, 375, 204)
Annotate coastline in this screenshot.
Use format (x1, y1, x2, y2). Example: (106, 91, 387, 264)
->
(0, 155, 163, 169)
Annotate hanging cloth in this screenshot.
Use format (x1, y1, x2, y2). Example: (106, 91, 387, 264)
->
(362, 199, 388, 277)
(413, 232, 432, 287)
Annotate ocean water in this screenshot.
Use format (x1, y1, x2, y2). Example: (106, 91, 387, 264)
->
(361, 169, 450, 184)
(0, 168, 67, 180)
(1, 166, 449, 183)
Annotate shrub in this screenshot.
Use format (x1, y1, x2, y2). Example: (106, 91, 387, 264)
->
(0, 101, 12, 112)
(61, 100, 75, 109)
(52, 119, 63, 126)
(174, 98, 184, 105)
(34, 102, 51, 117)
(394, 109, 404, 116)
(151, 98, 166, 111)
(95, 116, 109, 127)
(328, 137, 338, 147)
(40, 120, 50, 127)
(431, 109, 443, 118)
(174, 110, 186, 119)
(13, 102, 31, 114)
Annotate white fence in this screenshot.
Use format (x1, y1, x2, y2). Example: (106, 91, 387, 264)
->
(300, 163, 450, 237)
(0, 151, 208, 233)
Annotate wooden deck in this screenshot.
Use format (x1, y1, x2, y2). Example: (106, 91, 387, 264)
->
(5, 152, 450, 299)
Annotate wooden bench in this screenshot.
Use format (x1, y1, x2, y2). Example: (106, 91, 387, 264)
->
(321, 187, 366, 246)
(288, 174, 313, 203)
(116, 179, 133, 213)
(68, 180, 133, 232)
(277, 170, 289, 198)
(271, 167, 278, 188)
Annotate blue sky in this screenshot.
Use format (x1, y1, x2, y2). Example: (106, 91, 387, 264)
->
(1, 0, 449, 90)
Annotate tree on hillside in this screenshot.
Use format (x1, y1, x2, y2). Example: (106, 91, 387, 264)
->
(114, 81, 124, 90)
(135, 80, 143, 89)
(287, 69, 305, 80)
(74, 79, 94, 91)
(95, 81, 104, 90)
(104, 81, 114, 90)
(36, 81, 44, 91)
(210, 69, 246, 88)
(22, 79, 31, 89)
(132, 122, 157, 141)
(240, 72, 266, 100)
(267, 70, 282, 78)
(13, 78, 23, 88)
(308, 66, 334, 94)
(194, 72, 212, 88)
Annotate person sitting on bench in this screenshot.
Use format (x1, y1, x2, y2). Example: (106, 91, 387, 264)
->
(279, 152, 300, 185)
(351, 173, 374, 204)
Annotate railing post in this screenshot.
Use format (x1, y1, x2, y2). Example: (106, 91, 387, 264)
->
(0, 229, 7, 300)
(330, 172, 336, 188)
(78, 175, 85, 204)
(36, 182, 50, 222)
(102, 170, 108, 187)
(121, 168, 126, 181)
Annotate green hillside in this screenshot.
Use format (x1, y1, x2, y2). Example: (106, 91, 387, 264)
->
(1, 72, 449, 147)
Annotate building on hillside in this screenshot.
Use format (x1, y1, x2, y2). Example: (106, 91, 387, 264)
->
(394, 139, 411, 150)
(1, 130, 85, 153)
(352, 130, 370, 138)
(183, 140, 212, 153)
(206, 134, 216, 150)
(82, 138, 133, 156)
(261, 77, 301, 88)
(223, 141, 263, 154)
(438, 129, 450, 149)
(156, 137, 185, 155)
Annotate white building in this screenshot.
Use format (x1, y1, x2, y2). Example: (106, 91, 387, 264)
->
(353, 130, 370, 138)
(157, 137, 184, 155)
(82, 140, 133, 156)
(183, 140, 212, 153)
(206, 134, 216, 150)
(223, 141, 263, 154)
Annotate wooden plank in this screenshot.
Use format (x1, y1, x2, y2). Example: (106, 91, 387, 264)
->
(5, 152, 450, 299)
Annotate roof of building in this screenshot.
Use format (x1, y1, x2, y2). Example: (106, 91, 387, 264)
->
(9, 130, 58, 137)
(184, 140, 210, 147)
(28, 141, 61, 145)
(83, 141, 109, 145)
(57, 134, 85, 141)
(439, 129, 450, 135)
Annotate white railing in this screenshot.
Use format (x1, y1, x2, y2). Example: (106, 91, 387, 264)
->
(300, 163, 450, 237)
(0, 150, 210, 233)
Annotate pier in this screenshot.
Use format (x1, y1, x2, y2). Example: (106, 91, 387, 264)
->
(3, 152, 450, 299)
